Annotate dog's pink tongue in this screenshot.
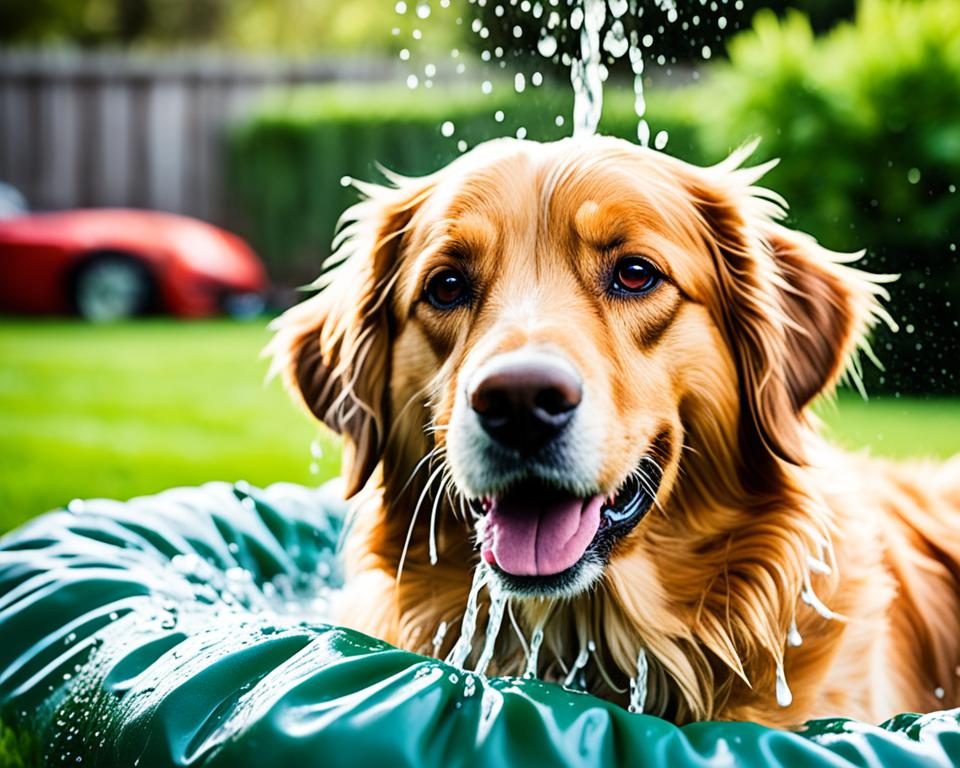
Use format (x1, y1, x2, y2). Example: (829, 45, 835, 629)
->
(484, 493, 603, 576)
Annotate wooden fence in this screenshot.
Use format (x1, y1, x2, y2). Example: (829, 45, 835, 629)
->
(0, 49, 398, 226)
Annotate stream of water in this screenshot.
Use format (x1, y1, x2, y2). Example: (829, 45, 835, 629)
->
(396, 0, 738, 146)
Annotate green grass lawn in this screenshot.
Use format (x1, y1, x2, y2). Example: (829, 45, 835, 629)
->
(0, 319, 340, 533)
(0, 318, 958, 534)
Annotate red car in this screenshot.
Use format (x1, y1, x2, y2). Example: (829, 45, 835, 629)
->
(0, 208, 267, 321)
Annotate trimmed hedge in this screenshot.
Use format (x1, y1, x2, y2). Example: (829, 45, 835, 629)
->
(227, 0, 959, 394)
(227, 85, 702, 283)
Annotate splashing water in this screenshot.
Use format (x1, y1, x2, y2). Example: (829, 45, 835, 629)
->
(801, 566, 837, 621)
(628, 647, 648, 713)
(570, 0, 606, 137)
(562, 0, 684, 142)
(395, 0, 727, 148)
(474, 578, 508, 675)
(432, 620, 448, 655)
(563, 645, 591, 687)
(446, 564, 491, 668)
(524, 624, 545, 679)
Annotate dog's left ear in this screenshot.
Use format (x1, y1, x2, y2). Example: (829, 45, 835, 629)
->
(267, 179, 433, 497)
(760, 222, 882, 412)
(686, 156, 890, 473)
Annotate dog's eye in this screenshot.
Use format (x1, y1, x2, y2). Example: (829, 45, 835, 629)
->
(611, 256, 662, 296)
(425, 268, 469, 309)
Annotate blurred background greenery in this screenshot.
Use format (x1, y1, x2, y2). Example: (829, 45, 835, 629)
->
(0, 0, 957, 528)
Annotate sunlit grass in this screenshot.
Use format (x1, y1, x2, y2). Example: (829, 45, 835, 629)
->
(0, 319, 339, 532)
(0, 319, 957, 534)
(816, 392, 960, 461)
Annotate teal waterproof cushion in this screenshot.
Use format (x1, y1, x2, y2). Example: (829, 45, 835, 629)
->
(1, 481, 959, 767)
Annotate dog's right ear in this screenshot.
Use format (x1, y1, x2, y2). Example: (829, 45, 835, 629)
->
(267, 179, 433, 497)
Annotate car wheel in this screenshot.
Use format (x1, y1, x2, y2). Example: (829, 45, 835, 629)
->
(73, 256, 152, 323)
(223, 292, 265, 320)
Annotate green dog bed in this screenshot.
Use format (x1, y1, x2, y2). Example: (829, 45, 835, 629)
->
(1, 481, 958, 767)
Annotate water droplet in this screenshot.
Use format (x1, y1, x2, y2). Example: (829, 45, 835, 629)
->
(637, 119, 650, 147)
(394, 0, 407, 13)
(787, 619, 803, 647)
(654, 130, 668, 150)
(776, 663, 793, 707)
(424, 63, 436, 77)
(603, 20, 628, 58)
(514, 73, 526, 93)
(531, 71, 543, 86)
(555, 115, 565, 127)
(609, 0, 628, 17)
(416, 2, 430, 19)
(481, 80, 493, 95)
(702, 45, 712, 59)
(441, 121, 455, 137)
(399, 48, 410, 61)
(406, 74, 419, 89)
(516, 127, 527, 139)
(537, 34, 558, 58)
(457, 140, 468, 152)
(907, 168, 921, 184)
(494, 110, 505, 122)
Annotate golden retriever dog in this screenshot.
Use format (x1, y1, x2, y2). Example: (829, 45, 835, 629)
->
(268, 136, 960, 727)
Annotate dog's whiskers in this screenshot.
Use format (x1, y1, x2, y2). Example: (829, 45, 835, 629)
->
(398, 444, 445, 498)
(397, 461, 446, 583)
(429, 470, 453, 565)
(628, 456, 665, 516)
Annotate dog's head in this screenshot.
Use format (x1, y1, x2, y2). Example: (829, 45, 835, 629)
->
(271, 136, 887, 604)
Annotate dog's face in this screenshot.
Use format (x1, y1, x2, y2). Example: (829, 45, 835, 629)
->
(273, 136, 881, 602)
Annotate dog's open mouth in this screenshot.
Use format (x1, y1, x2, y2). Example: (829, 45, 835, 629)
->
(475, 464, 660, 594)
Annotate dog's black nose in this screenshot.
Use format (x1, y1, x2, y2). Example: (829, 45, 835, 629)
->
(468, 353, 582, 455)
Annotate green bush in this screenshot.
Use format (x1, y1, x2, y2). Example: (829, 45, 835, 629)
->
(226, 85, 702, 283)
(227, 0, 959, 394)
(696, 0, 960, 394)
